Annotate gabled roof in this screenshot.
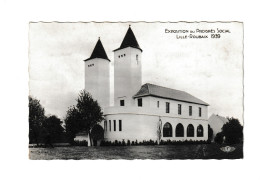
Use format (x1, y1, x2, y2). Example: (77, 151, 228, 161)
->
(133, 83, 209, 106)
(85, 38, 110, 61)
(209, 114, 229, 124)
(113, 26, 142, 52)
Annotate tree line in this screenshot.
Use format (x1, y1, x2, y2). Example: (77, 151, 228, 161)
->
(29, 90, 104, 146)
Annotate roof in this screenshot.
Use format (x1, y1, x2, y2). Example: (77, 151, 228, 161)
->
(133, 83, 209, 106)
(209, 114, 229, 124)
(84, 38, 110, 61)
(113, 26, 142, 52)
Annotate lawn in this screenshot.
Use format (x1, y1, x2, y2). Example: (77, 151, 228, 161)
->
(29, 143, 243, 160)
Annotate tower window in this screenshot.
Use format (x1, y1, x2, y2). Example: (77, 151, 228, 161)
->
(157, 101, 159, 108)
(118, 56, 120, 58)
(199, 107, 202, 117)
(121, 55, 123, 57)
(120, 100, 125, 106)
(166, 102, 170, 113)
(119, 120, 122, 131)
(109, 120, 111, 131)
(104, 120, 107, 131)
(113, 120, 116, 131)
(136, 55, 139, 64)
(138, 98, 142, 107)
(189, 106, 192, 116)
(124, 54, 126, 56)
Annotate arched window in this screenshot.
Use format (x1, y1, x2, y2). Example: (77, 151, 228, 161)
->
(197, 125, 204, 137)
(163, 122, 172, 137)
(176, 123, 184, 137)
(187, 124, 194, 137)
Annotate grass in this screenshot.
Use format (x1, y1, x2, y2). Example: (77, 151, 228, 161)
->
(29, 143, 243, 160)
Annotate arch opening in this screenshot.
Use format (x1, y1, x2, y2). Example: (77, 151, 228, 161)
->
(163, 122, 172, 137)
(176, 123, 184, 137)
(187, 124, 195, 137)
(197, 125, 204, 137)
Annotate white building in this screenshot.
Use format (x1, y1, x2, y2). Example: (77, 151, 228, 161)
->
(81, 26, 209, 146)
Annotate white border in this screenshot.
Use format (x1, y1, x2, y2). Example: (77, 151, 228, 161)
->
(0, 0, 259, 180)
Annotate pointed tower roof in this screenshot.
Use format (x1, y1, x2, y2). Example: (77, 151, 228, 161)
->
(85, 38, 110, 61)
(114, 25, 142, 52)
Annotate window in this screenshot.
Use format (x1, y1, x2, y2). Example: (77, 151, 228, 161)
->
(113, 120, 116, 131)
(88, 64, 94, 67)
(104, 120, 107, 131)
(197, 125, 204, 137)
(163, 122, 172, 137)
(136, 54, 138, 60)
(187, 124, 194, 137)
(189, 106, 192, 116)
(119, 120, 122, 131)
(199, 107, 202, 117)
(109, 120, 111, 131)
(178, 104, 182, 115)
(120, 100, 125, 106)
(118, 55, 120, 58)
(176, 123, 184, 137)
(157, 101, 159, 108)
(121, 55, 123, 57)
(124, 54, 126, 56)
(166, 102, 170, 113)
(138, 98, 142, 107)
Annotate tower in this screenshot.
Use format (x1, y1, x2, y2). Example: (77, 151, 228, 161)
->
(113, 26, 142, 107)
(84, 38, 110, 108)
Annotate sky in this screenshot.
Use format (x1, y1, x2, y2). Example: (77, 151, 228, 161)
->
(29, 22, 243, 123)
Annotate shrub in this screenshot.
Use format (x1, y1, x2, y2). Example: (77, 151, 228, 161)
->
(122, 139, 126, 146)
(214, 132, 224, 144)
(73, 140, 88, 146)
(127, 140, 131, 146)
(135, 140, 138, 145)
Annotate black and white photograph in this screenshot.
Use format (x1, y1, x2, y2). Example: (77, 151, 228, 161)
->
(2, 1, 260, 180)
(28, 22, 243, 160)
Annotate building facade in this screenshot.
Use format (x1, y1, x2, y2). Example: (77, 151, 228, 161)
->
(81, 26, 209, 146)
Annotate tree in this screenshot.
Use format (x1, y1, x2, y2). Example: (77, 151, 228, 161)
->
(222, 117, 243, 144)
(29, 96, 45, 145)
(214, 132, 224, 144)
(64, 106, 82, 143)
(42, 115, 64, 143)
(208, 125, 213, 142)
(65, 90, 104, 144)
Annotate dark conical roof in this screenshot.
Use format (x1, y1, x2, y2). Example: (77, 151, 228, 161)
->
(85, 38, 110, 61)
(114, 26, 142, 52)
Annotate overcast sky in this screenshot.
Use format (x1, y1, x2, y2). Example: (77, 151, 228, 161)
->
(29, 22, 243, 123)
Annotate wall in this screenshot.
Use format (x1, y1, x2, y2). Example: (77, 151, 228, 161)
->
(85, 58, 110, 108)
(135, 96, 208, 120)
(103, 106, 208, 142)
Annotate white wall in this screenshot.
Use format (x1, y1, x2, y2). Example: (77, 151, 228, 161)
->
(114, 47, 142, 107)
(85, 58, 110, 108)
(134, 96, 208, 120)
(103, 106, 208, 142)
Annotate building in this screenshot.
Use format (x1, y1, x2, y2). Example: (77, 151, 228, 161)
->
(208, 114, 229, 140)
(81, 25, 209, 146)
